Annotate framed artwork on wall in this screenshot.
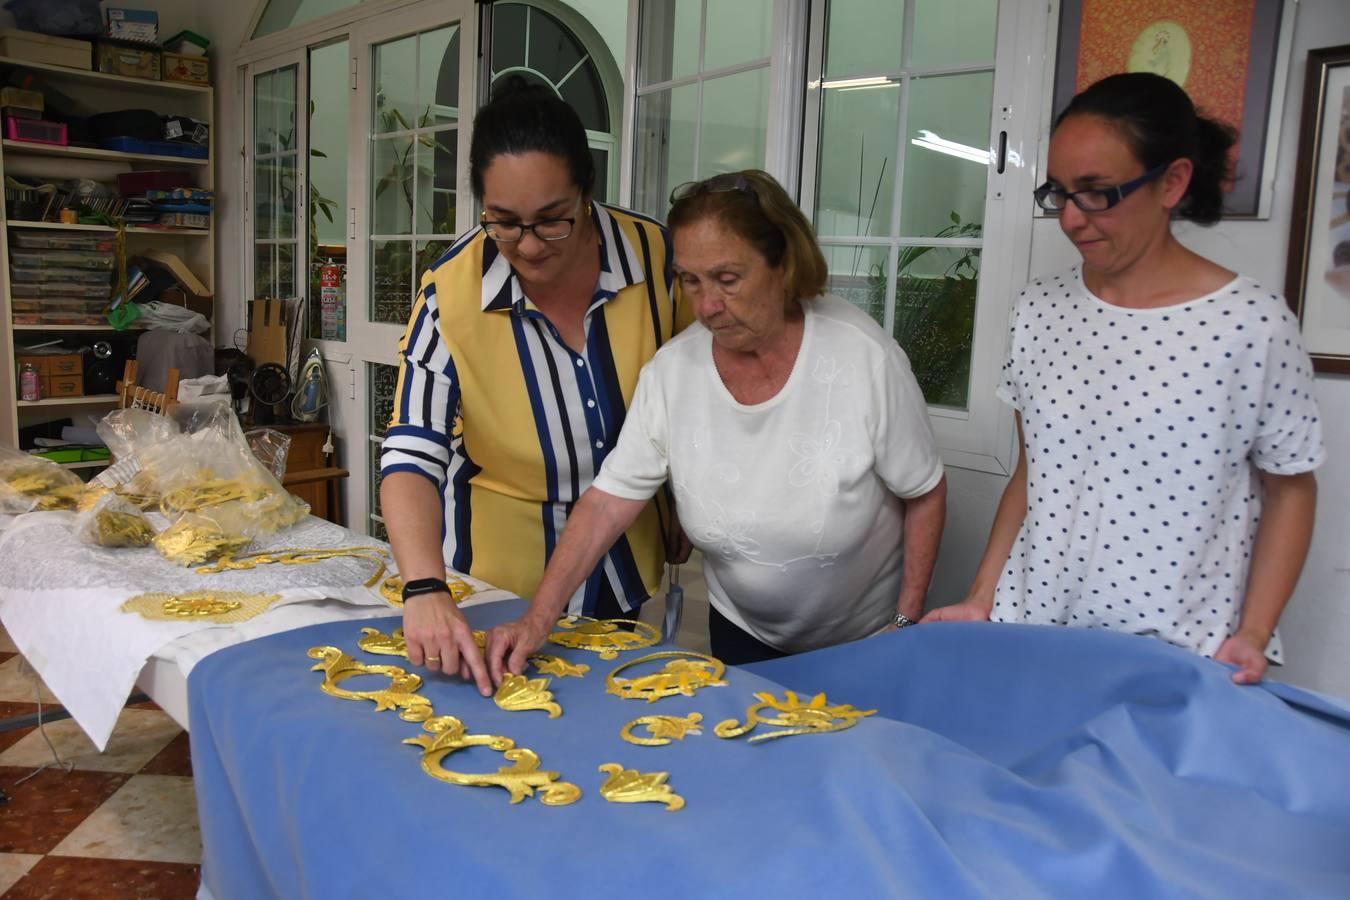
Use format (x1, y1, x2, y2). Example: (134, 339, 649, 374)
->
(1286, 43, 1350, 374)
(1047, 0, 1297, 219)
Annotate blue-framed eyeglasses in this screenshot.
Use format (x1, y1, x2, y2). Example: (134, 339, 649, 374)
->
(1033, 162, 1170, 213)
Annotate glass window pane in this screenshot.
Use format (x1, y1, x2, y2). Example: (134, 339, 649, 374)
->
(371, 239, 414, 324)
(704, 0, 771, 70)
(253, 0, 359, 39)
(254, 70, 275, 154)
(824, 0, 905, 79)
(815, 82, 900, 238)
(491, 2, 527, 71)
(309, 40, 349, 341)
(560, 53, 609, 133)
(912, 0, 998, 70)
(275, 68, 298, 152)
(254, 160, 276, 240)
(369, 362, 398, 438)
(375, 34, 419, 134)
(417, 239, 451, 283)
(527, 7, 585, 86)
(420, 24, 460, 129)
(900, 72, 993, 237)
(590, 147, 610, 203)
(895, 244, 980, 409)
(698, 67, 769, 176)
(632, 84, 697, 218)
(823, 244, 890, 327)
(638, 0, 700, 85)
(369, 447, 384, 520)
(277, 243, 297, 299)
(277, 154, 298, 240)
(373, 136, 415, 236)
(427, 128, 457, 236)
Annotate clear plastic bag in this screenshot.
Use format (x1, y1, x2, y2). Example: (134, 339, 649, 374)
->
(75, 493, 156, 548)
(245, 428, 291, 481)
(0, 446, 84, 514)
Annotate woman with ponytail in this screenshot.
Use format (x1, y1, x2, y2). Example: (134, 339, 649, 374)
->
(927, 73, 1324, 685)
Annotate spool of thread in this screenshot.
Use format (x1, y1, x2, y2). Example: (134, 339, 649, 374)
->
(59, 209, 78, 224)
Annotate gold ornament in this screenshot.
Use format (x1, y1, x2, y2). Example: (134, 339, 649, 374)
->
(357, 626, 487, 658)
(606, 651, 727, 703)
(404, 715, 580, 805)
(547, 616, 661, 659)
(597, 763, 685, 811)
(620, 713, 704, 746)
(77, 484, 111, 512)
(528, 654, 590, 678)
(2, 465, 82, 510)
(380, 573, 475, 608)
(493, 673, 562, 718)
(93, 508, 155, 547)
(197, 546, 388, 588)
(121, 590, 281, 623)
(714, 691, 876, 743)
(159, 477, 268, 516)
(307, 646, 433, 722)
(153, 517, 250, 566)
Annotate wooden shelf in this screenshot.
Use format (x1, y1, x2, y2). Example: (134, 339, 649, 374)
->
(4, 221, 209, 237)
(1, 140, 208, 167)
(0, 55, 211, 95)
(17, 394, 119, 408)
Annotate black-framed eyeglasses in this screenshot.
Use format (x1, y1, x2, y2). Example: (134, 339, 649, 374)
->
(1033, 162, 1170, 213)
(480, 197, 583, 242)
(669, 173, 758, 206)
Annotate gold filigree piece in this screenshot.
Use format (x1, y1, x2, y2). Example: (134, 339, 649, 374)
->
(197, 546, 388, 588)
(714, 690, 876, 743)
(380, 573, 475, 608)
(404, 715, 580, 806)
(606, 651, 727, 703)
(528, 654, 590, 678)
(153, 517, 250, 566)
(121, 590, 281, 623)
(597, 763, 684, 811)
(307, 646, 433, 722)
(547, 616, 660, 659)
(493, 673, 562, 718)
(620, 713, 704, 746)
(356, 626, 486, 658)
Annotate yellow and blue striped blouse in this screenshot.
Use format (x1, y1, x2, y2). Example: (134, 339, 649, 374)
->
(382, 203, 693, 613)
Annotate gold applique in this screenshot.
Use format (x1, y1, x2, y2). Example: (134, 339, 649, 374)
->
(620, 713, 704, 746)
(356, 626, 486, 658)
(547, 616, 660, 659)
(93, 508, 155, 547)
(198, 546, 388, 588)
(494, 673, 562, 718)
(380, 573, 475, 608)
(714, 691, 876, 743)
(307, 646, 433, 722)
(597, 763, 684, 811)
(121, 590, 281, 623)
(606, 651, 727, 703)
(528, 654, 590, 678)
(404, 715, 580, 806)
(153, 517, 251, 566)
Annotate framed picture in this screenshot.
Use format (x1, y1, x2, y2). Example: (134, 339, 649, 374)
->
(1046, 0, 1297, 219)
(1285, 44, 1350, 374)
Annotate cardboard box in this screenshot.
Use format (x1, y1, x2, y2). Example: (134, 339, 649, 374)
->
(95, 41, 160, 81)
(0, 28, 92, 70)
(0, 87, 42, 113)
(142, 249, 212, 318)
(106, 8, 158, 44)
(248, 299, 289, 367)
(163, 52, 209, 85)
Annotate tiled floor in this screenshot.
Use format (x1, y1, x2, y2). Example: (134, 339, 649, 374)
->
(0, 560, 712, 899)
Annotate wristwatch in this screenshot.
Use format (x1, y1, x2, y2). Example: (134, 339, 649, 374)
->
(891, 611, 918, 629)
(401, 577, 451, 603)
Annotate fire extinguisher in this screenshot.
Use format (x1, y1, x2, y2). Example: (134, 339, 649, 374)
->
(319, 262, 346, 341)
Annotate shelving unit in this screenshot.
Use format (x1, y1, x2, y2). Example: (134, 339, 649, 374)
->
(0, 54, 214, 451)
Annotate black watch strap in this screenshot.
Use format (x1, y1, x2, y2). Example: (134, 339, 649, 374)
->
(402, 577, 451, 602)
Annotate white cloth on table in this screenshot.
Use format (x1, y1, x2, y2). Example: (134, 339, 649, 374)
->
(992, 268, 1325, 660)
(593, 294, 943, 653)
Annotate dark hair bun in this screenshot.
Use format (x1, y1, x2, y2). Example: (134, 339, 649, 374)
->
(469, 76, 595, 198)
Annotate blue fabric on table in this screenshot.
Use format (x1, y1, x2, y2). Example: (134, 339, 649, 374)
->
(189, 604, 1350, 899)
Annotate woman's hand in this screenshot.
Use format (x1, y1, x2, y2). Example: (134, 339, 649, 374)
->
(922, 600, 992, 623)
(404, 593, 493, 696)
(1214, 631, 1269, 684)
(485, 613, 555, 688)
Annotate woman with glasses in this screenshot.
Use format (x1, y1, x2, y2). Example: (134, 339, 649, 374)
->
(485, 169, 946, 676)
(926, 73, 1323, 684)
(381, 78, 692, 694)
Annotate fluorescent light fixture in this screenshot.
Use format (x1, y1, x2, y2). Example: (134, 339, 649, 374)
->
(910, 129, 991, 165)
(815, 76, 896, 90)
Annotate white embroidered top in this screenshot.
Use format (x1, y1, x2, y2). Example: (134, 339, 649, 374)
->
(593, 294, 944, 652)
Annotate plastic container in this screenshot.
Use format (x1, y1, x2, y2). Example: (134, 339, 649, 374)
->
(95, 41, 160, 80)
(3, 117, 67, 145)
(8, 249, 115, 270)
(8, 265, 113, 284)
(0, 27, 93, 69)
(19, 363, 41, 401)
(36, 283, 109, 299)
(116, 170, 191, 196)
(11, 231, 114, 251)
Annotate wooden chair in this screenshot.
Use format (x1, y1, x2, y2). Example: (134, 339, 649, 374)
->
(116, 361, 181, 413)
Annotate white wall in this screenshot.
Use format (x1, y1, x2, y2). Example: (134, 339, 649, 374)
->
(932, 0, 1350, 700)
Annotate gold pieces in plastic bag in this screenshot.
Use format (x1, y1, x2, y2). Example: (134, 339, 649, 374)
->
(404, 715, 580, 806)
(153, 518, 250, 566)
(307, 646, 433, 722)
(620, 713, 704, 747)
(606, 652, 727, 703)
(494, 673, 562, 718)
(77, 484, 111, 512)
(714, 690, 876, 744)
(528, 654, 590, 678)
(546, 617, 660, 660)
(121, 590, 281, 623)
(159, 477, 267, 516)
(356, 626, 486, 659)
(198, 546, 388, 588)
(93, 508, 155, 547)
(597, 763, 684, 811)
(380, 573, 475, 608)
(2, 465, 82, 510)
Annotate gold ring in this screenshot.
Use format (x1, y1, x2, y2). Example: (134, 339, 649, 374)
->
(425, 656, 441, 664)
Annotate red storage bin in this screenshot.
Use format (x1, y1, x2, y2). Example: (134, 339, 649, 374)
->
(3, 117, 67, 145)
(116, 169, 191, 196)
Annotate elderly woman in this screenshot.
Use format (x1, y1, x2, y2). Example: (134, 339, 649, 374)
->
(486, 170, 947, 675)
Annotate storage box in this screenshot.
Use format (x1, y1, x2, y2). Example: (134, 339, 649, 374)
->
(0, 87, 43, 113)
(116, 170, 191, 197)
(157, 212, 209, 229)
(106, 8, 158, 44)
(95, 41, 160, 80)
(4, 117, 67, 145)
(163, 52, 208, 86)
(163, 30, 209, 57)
(45, 374, 84, 398)
(0, 29, 93, 70)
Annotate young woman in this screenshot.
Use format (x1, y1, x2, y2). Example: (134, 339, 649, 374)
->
(926, 73, 1324, 685)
